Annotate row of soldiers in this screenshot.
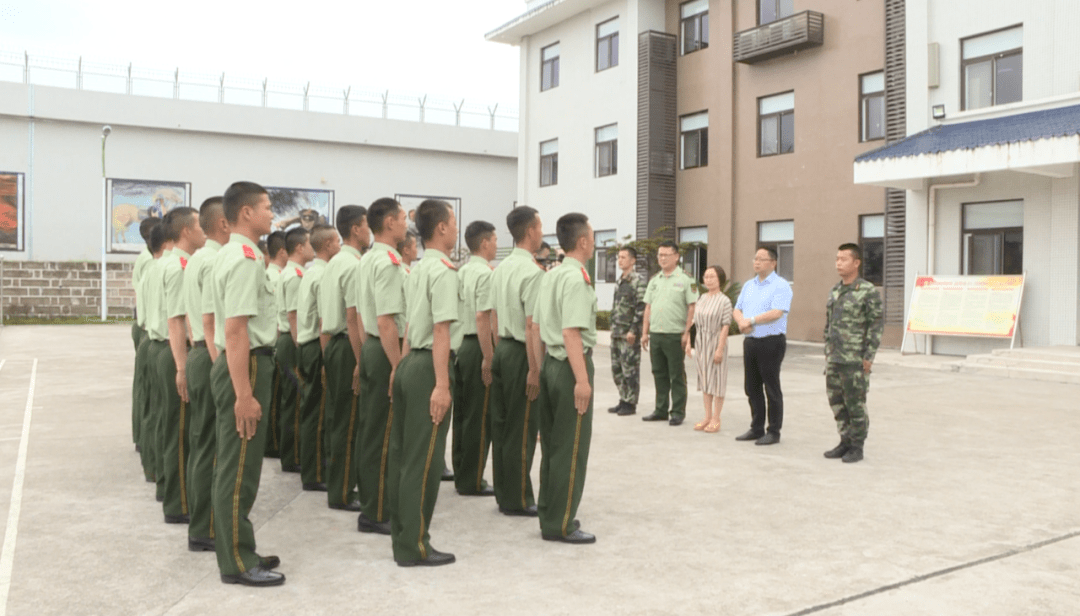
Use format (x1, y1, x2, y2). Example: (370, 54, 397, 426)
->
(130, 183, 599, 587)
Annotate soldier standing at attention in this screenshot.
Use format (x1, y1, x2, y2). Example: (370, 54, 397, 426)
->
(389, 199, 461, 567)
(131, 218, 159, 449)
(823, 244, 883, 464)
(143, 224, 175, 506)
(641, 241, 697, 426)
(533, 213, 598, 544)
(319, 206, 369, 511)
(277, 228, 313, 473)
(490, 206, 545, 517)
(296, 224, 340, 492)
(184, 196, 228, 552)
(134, 219, 164, 481)
(209, 181, 283, 587)
(608, 246, 646, 416)
(452, 220, 498, 496)
(354, 198, 409, 535)
(263, 231, 288, 458)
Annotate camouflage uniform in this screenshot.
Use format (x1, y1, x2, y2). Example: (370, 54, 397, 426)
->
(823, 278, 883, 447)
(610, 271, 646, 406)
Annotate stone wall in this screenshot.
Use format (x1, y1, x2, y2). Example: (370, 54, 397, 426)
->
(0, 260, 134, 319)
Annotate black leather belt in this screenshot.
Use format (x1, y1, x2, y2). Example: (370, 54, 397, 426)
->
(251, 346, 274, 357)
(193, 340, 207, 349)
(463, 334, 478, 339)
(332, 331, 348, 340)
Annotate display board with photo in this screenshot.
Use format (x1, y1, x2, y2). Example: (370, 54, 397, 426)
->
(108, 179, 191, 253)
(395, 194, 463, 259)
(0, 172, 24, 251)
(267, 187, 335, 234)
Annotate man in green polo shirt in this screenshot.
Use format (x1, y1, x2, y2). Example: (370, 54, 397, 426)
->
(134, 219, 164, 483)
(277, 228, 313, 473)
(354, 197, 409, 535)
(319, 205, 368, 511)
(143, 224, 175, 506)
(185, 196, 228, 552)
(263, 231, 288, 458)
(490, 206, 545, 516)
(210, 181, 284, 587)
(641, 241, 697, 426)
(131, 217, 159, 451)
(389, 199, 461, 567)
(296, 224, 339, 492)
(452, 220, 498, 496)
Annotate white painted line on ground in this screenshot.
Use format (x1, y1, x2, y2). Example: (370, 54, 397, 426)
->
(0, 358, 37, 616)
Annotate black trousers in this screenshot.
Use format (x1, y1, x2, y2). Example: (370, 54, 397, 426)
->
(743, 335, 786, 435)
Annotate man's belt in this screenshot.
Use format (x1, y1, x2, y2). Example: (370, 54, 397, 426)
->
(331, 331, 348, 340)
(251, 346, 274, 357)
(193, 340, 207, 349)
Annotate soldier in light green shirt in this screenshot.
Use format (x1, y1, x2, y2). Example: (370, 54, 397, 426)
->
(134, 220, 166, 483)
(641, 242, 698, 425)
(262, 231, 288, 459)
(131, 218, 162, 458)
(276, 228, 313, 473)
(295, 225, 339, 491)
(489, 206, 545, 516)
(533, 213, 598, 544)
(389, 199, 460, 567)
(209, 182, 284, 587)
(354, 198, 409, 534)
(143, 229, 174, 505)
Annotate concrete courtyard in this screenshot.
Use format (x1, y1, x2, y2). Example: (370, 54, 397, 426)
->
(0, 324, 1076, 615)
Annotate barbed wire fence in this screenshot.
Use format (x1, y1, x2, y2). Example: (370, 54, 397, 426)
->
(0, 50, 518, 132)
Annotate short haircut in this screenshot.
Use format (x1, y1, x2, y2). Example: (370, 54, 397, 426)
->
(285, 227, 310, 255)
(705, 265, 728, 287)
(838, 242, 862, 261)
(757, 246, 778, 261)
(266, 231, 287, 258)
(465, 220, 496, 253)
(416, 199, 453, 243)
(139, 217, 161, 243)
(257, 240, 268, 255)
(309, 224, 338, 253)
(367, 197, 402, 235)
(198, 196, 224, 235)
(657, 240, 679, 254)
(538, 241, 551, 253)
(618, 245, 638, 260)
(223, 181, 268, 224)
(555, 213, 590, 252)
(148, 223, 166, 253)
(398, 231, 418, 254)
(336, 205, 368, 240)
(163, 207, 198, 242)
(507, 206, 539, 244)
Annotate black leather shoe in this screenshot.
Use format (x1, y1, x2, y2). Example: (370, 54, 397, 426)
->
(281, 464, 301, 473)
(499, 505, 538, 517)
(164, 513, 190, 524)
(735, 429, 764, 441)
(823, 442, 850, 459)
(457, 486, 495, 497)
(441, 468, 454, 482)
(608, 402, 624, 414)
(755, 433, 780, 446)
(616, 404, 637, 416)
(668, 416, 684, 426)
(220, 565, 285, 587)
(641, 412, 668, 422)
(542, 529, 596, 544)
(357, 513, 391, 535)
(329, 500, 363, 511)
(258, 554, 281, 570)
(396, 549, 456, 567)
(135, 444, 141, 453)
(188, 536, 214, 552)
(842, 447, 864, 463)
(302, 482, 327, 492)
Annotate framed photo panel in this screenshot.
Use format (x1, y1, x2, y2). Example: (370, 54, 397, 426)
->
(108, 178, 191, 253)
(266, 187, 335, 233)
(0, 172, 24, 251)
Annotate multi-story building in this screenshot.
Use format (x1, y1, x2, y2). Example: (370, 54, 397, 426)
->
(489, 0, 904, 344)
(855, 0, 1080, 354)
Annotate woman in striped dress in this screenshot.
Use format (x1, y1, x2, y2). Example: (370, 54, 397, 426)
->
(685, 266, 733, 433)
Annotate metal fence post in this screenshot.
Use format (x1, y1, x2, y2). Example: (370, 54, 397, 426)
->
(23, 51, 28, 84)
(174, 68, 180, 99)
(488, 104, 498, 130)
(262, 78, 268, 107)
(418, 95, 426, 123)
(381, 90, 389, 119)
(303, 82, 310, 111)
(454, 99, 464, 126)
(126, 63, 132, 94)
(1, 255, 5, 327)
(343, 87, 350, 115)
(77, 57, 83, 90)
(219, 73, 225, 103)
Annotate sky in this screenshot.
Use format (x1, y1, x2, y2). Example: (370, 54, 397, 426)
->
(0, 0, 524, 110)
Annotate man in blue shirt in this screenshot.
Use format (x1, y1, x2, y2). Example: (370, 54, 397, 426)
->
(732, 247, 793, 445)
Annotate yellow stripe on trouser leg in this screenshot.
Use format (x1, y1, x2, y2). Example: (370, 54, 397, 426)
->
(477, 387, 489, 491)
(416, 426, 439, 560)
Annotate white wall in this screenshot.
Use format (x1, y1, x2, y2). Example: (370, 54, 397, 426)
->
(0, 82, 517, 262)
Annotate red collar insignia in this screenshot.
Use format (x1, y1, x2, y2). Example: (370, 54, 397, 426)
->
(581, 267, 591, 285)
(179, 257, 188, 269)
(242, 245, 257, 260)
(295, 267, 303, 278)
(441, 258, 456, 271)
(388, 250, 400, 266)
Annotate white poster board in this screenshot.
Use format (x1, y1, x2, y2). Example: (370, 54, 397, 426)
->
(901, 274, 1025, 353)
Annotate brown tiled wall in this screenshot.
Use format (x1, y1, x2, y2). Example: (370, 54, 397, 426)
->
(0, 260, 134, 318)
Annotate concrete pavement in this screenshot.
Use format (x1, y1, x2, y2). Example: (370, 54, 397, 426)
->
(0, 324, 1076, 615)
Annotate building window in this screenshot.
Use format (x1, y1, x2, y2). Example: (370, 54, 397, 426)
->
(759, 0, 794, 25)
(860, 72, 886, 142)
(680, 111, 709, 169)
(759, 92, 794, 156)
(593, 229, 618, 283)
(962, 201, 1023, 275)
(540, 139, 558, 187)
(679, 226, 708, 282)
(597, 18, 619, 71)
(758, 220, 794, 282)
(859, 214, 885, 286)
(681, 0, 709, 55)
(595, 124, 618, 177)
(962, 26, 1022, 111)
(541, 43, 560, 91)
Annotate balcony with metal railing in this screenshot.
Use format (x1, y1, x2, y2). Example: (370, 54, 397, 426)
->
(733, 11, 825, 64)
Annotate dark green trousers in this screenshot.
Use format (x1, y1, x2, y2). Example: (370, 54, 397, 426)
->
(324, 334, 360, 506)
(134, 331, 154, 480)
(147, 340, 171, 502)
(211, 352, 272, 576)
(264, 346, 282, 459)
(489, 338, 538, 512)
(297, 339, 325, 485)
(357, 336, 396, 523)
(155, 339, 190, 518)
(274, 333, 300, 470)
(452, 336, 491, 494)
(186, 345, 215, 540)
(650, 333, 688, 419)
(537, 353, 594, 537)
(388, 349, 453, 563)
(131, 324, 145, 445)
